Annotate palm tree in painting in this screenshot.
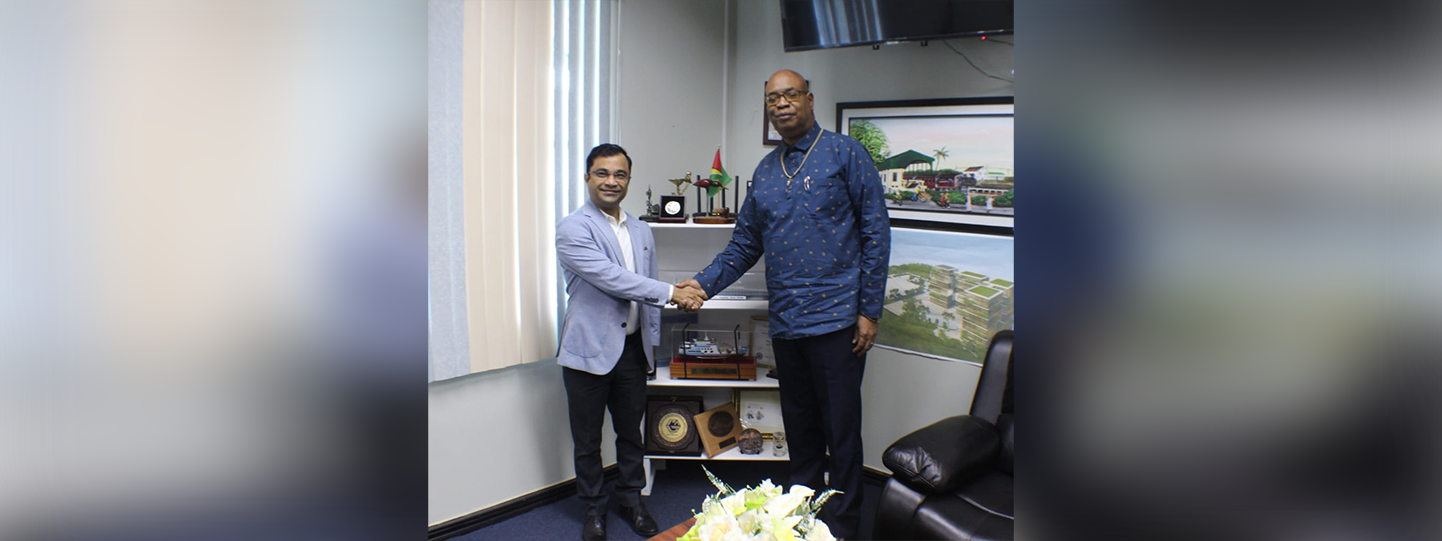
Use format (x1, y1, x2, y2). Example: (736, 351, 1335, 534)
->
(931, 146, 950, 170)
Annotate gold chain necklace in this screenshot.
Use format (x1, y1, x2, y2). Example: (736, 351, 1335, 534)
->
(780, 131, 823, 188)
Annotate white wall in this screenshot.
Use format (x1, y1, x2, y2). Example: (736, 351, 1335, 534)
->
(615, 0, 729, 220)
(428, 359, 619, 525)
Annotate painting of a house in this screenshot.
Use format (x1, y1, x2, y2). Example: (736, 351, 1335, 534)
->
(839, 97, 1013, 226)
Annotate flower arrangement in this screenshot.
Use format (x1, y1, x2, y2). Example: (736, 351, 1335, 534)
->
(678, 466, 839, 541)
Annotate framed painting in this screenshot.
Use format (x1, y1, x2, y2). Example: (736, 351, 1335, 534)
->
(837, 97, 1014, 228)
(876, 225, 1013, 365)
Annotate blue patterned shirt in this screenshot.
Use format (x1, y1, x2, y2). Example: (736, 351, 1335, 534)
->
(694, 123, 891, 339)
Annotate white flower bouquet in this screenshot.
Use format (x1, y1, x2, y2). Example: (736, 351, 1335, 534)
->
(678, 466, 840, 541)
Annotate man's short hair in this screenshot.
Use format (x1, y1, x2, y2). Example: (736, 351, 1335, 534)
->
(585, 143, 632, 172)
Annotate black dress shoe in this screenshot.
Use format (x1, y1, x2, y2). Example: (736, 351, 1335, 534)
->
(618, 503, 659, 536)
(582, 514, 606, 541)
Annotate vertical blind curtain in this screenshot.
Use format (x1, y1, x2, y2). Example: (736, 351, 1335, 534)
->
(552, 0, 616, 329)
(427, 0, 614, 381)
(427, 0, 470, 382)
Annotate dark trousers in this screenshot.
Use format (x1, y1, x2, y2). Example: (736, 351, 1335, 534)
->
(772, 325, 867, 539)
(562, 331, 649, 516)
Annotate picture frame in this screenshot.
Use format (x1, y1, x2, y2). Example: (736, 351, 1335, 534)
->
(877, 223, 1013, 366)
(763, 113, 784, 146)
(762, 80, 785, 145)
(837, 97, 1014, 228)
(738, 390, 784, 434)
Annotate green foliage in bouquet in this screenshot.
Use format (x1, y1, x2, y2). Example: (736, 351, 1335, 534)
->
(678, 466, 841, 541)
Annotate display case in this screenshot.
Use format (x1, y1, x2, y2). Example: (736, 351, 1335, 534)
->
(668, 326, 756, 381)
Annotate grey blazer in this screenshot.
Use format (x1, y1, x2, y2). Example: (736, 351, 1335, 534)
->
(555, 202, 670, 375)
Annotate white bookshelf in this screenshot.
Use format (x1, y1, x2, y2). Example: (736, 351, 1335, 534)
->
(644, 220, 782, 496)
(649, 220, 736, 229)
(651, 439, 788, 462)
(665, 298, 768, 311)
(649, 367, 779, 388)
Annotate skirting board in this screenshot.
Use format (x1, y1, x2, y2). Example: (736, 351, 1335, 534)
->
(428, 466, 620, 541)
(428, 465, 894, 540)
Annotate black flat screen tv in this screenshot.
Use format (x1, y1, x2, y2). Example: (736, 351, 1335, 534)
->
(781, 0, 1013, 52)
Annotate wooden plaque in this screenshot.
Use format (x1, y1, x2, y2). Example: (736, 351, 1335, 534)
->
(693, 402, 743, 457)
(670, 356, 757, 380)
(645, 395, 704, 456)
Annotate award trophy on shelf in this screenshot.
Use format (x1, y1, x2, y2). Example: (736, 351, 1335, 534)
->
(639, 186, 660, 222)
(659, 173, 691, 223)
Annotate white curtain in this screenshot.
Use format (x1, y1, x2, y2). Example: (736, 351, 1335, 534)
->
(552, 0, 617, 335)
(428, 0, 614, 381)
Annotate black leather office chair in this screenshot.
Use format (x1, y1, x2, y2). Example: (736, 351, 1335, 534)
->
(874, 330, 1013, 540)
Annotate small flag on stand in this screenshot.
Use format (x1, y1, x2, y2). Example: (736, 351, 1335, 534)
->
(708, 148, 732, 198)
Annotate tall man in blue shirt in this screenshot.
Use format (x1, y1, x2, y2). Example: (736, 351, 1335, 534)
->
(681, 70, 891, 538)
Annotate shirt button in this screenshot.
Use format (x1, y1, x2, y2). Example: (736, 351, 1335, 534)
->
(620, 322, 627, 328)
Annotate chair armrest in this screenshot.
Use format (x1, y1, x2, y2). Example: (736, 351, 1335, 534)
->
(882, 414, 1000, 495)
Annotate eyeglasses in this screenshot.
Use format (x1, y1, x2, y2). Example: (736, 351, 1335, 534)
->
(589, 169, 629, 182)
(764, 88, 807, 106)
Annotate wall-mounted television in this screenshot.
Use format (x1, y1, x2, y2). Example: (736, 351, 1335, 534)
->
(781, 0, 1013, 52)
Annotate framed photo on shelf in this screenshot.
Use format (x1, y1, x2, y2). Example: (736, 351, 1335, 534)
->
(837, 97, 1014, 228)
(738, 390, 784, 434)
(749, 316, 775, 370)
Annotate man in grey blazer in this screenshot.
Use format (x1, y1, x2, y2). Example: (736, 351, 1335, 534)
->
(555, 143, 707, 541)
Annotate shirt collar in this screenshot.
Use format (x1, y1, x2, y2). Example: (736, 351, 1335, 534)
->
(585, 200, 628, 228)
(784, 122, 823, 153)
(603, 208, 628, 228)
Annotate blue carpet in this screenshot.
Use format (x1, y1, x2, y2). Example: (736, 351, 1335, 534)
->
(457, 461, 881, 540)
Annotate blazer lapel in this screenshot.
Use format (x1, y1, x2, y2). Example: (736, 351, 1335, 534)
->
(627, 215, 647, 274)
(583, 202, 626, 267)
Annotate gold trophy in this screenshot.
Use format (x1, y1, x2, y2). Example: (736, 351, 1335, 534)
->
(659, 172, 692, 223)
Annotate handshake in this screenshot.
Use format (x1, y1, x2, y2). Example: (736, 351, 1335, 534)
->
(669, 278, 707, 312)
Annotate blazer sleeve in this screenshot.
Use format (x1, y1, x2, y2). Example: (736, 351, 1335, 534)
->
(556, 218, 672, 306)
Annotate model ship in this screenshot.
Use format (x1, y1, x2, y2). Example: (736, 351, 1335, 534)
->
(680, 337, 748, 357)
(672, 335, 756, 380)
(681, 338, 722, 356)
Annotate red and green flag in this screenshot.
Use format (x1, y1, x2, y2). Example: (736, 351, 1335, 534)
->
(708, 148, 732, 197)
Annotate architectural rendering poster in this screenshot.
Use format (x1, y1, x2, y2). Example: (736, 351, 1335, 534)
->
(877, 227, 1014, 364)
(838, 97, 1014, 227)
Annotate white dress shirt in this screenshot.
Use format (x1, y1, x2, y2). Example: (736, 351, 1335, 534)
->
(603, 210, 672, 335)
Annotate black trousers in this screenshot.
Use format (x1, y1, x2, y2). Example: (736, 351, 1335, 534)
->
(772, 325, 867, 539)
(562, 331, 648, 516)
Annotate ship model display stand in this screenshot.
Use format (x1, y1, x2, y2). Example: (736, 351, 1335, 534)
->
(692, 174, 741, 225)
(669, 325, 757, 381)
